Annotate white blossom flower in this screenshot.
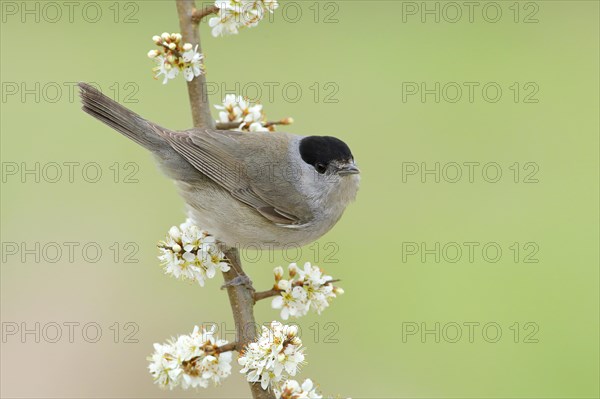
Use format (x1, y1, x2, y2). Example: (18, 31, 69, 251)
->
(153, 55, 179, 84)
(214, 94, 270, 131)
(148, 33, 205, 84)
(277, 279, 290, 291)
(238, 321, 305, 390)
(158, 219, 230, 286)
(209, 9, 241, 37)
(209, 0, 279, 37)
(148, 325, 233, 390)
(271, 263, 344, 320)
(273, 378, 323, 399)
(215, 94, 243, 123)
(249, 122, 270, 132)
(182, 44, 203, 81)
(241, 103, 264, 126)
(148, 342, 181, 389)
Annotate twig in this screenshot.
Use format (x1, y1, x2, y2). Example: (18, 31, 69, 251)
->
(254, 279, 342, 302)
(264, 117, 294, 127)
(186, 342, 238, 365)
(216, 341, 238, 353)
(254, 288, 281, 302)
(216, 117, 294, 131)
(192, 4, 219, 23)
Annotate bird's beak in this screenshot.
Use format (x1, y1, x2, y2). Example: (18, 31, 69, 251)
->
(338, 162, 360, 176)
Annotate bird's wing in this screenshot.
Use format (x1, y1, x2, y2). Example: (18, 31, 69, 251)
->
(160, 129, 313, 226)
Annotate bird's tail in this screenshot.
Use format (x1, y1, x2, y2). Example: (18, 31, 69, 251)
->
(78, 82, 167, 152)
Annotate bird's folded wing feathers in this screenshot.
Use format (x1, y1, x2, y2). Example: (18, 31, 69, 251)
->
(160, 129, 312, 226)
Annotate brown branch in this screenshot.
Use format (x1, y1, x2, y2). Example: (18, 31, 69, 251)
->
(264, 117, 294, 127)
(222, 247, 275, 399)
(176, 0, 214, 130)
(186, 342, 237, 367)
(192, 4, 219, 23)
(216, 118, 294, 130)
(254, 288, 281, 302)
(215, 121, 243, 130)
(254, 279, 341, 302)
(216, 341, 237, 353)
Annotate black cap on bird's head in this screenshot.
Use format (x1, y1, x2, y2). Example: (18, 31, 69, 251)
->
(299, 136, 360, 176)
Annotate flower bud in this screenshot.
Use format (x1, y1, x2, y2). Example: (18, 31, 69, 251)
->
(183, 43, 193, 52)
(161, 32, 170, 40)
(172, 244, 182, 253)
(334, 287, 344, 295)
(168, 226, 181, 240)
(147, 49, 159, 58)
(168, 42, 177, 50)
(273, 266, 284, 281)
(277, 279, 289, 291)
(152, 35, 161, 44)
(288, 263, 298, 277)
(173, 33, 182, 42)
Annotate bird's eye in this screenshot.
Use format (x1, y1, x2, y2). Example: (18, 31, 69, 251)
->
(315, 163, 327, 174)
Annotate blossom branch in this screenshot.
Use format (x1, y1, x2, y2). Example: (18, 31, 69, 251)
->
(222, 247, 276, 399)
(175, 2, 273, 397)
(158, 1, 335, 396)
(264, 118, 294, 128)
(182, 341, 236, 368)
(254, 279, 341, 302)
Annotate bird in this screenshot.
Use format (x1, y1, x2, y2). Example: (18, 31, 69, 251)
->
(78, 82, 360, 249)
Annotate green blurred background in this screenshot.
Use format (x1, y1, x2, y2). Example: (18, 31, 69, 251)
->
(1, 0, 598, 397)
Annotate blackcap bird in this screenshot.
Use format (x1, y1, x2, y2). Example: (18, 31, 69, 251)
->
(78, 82, 359, 248)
